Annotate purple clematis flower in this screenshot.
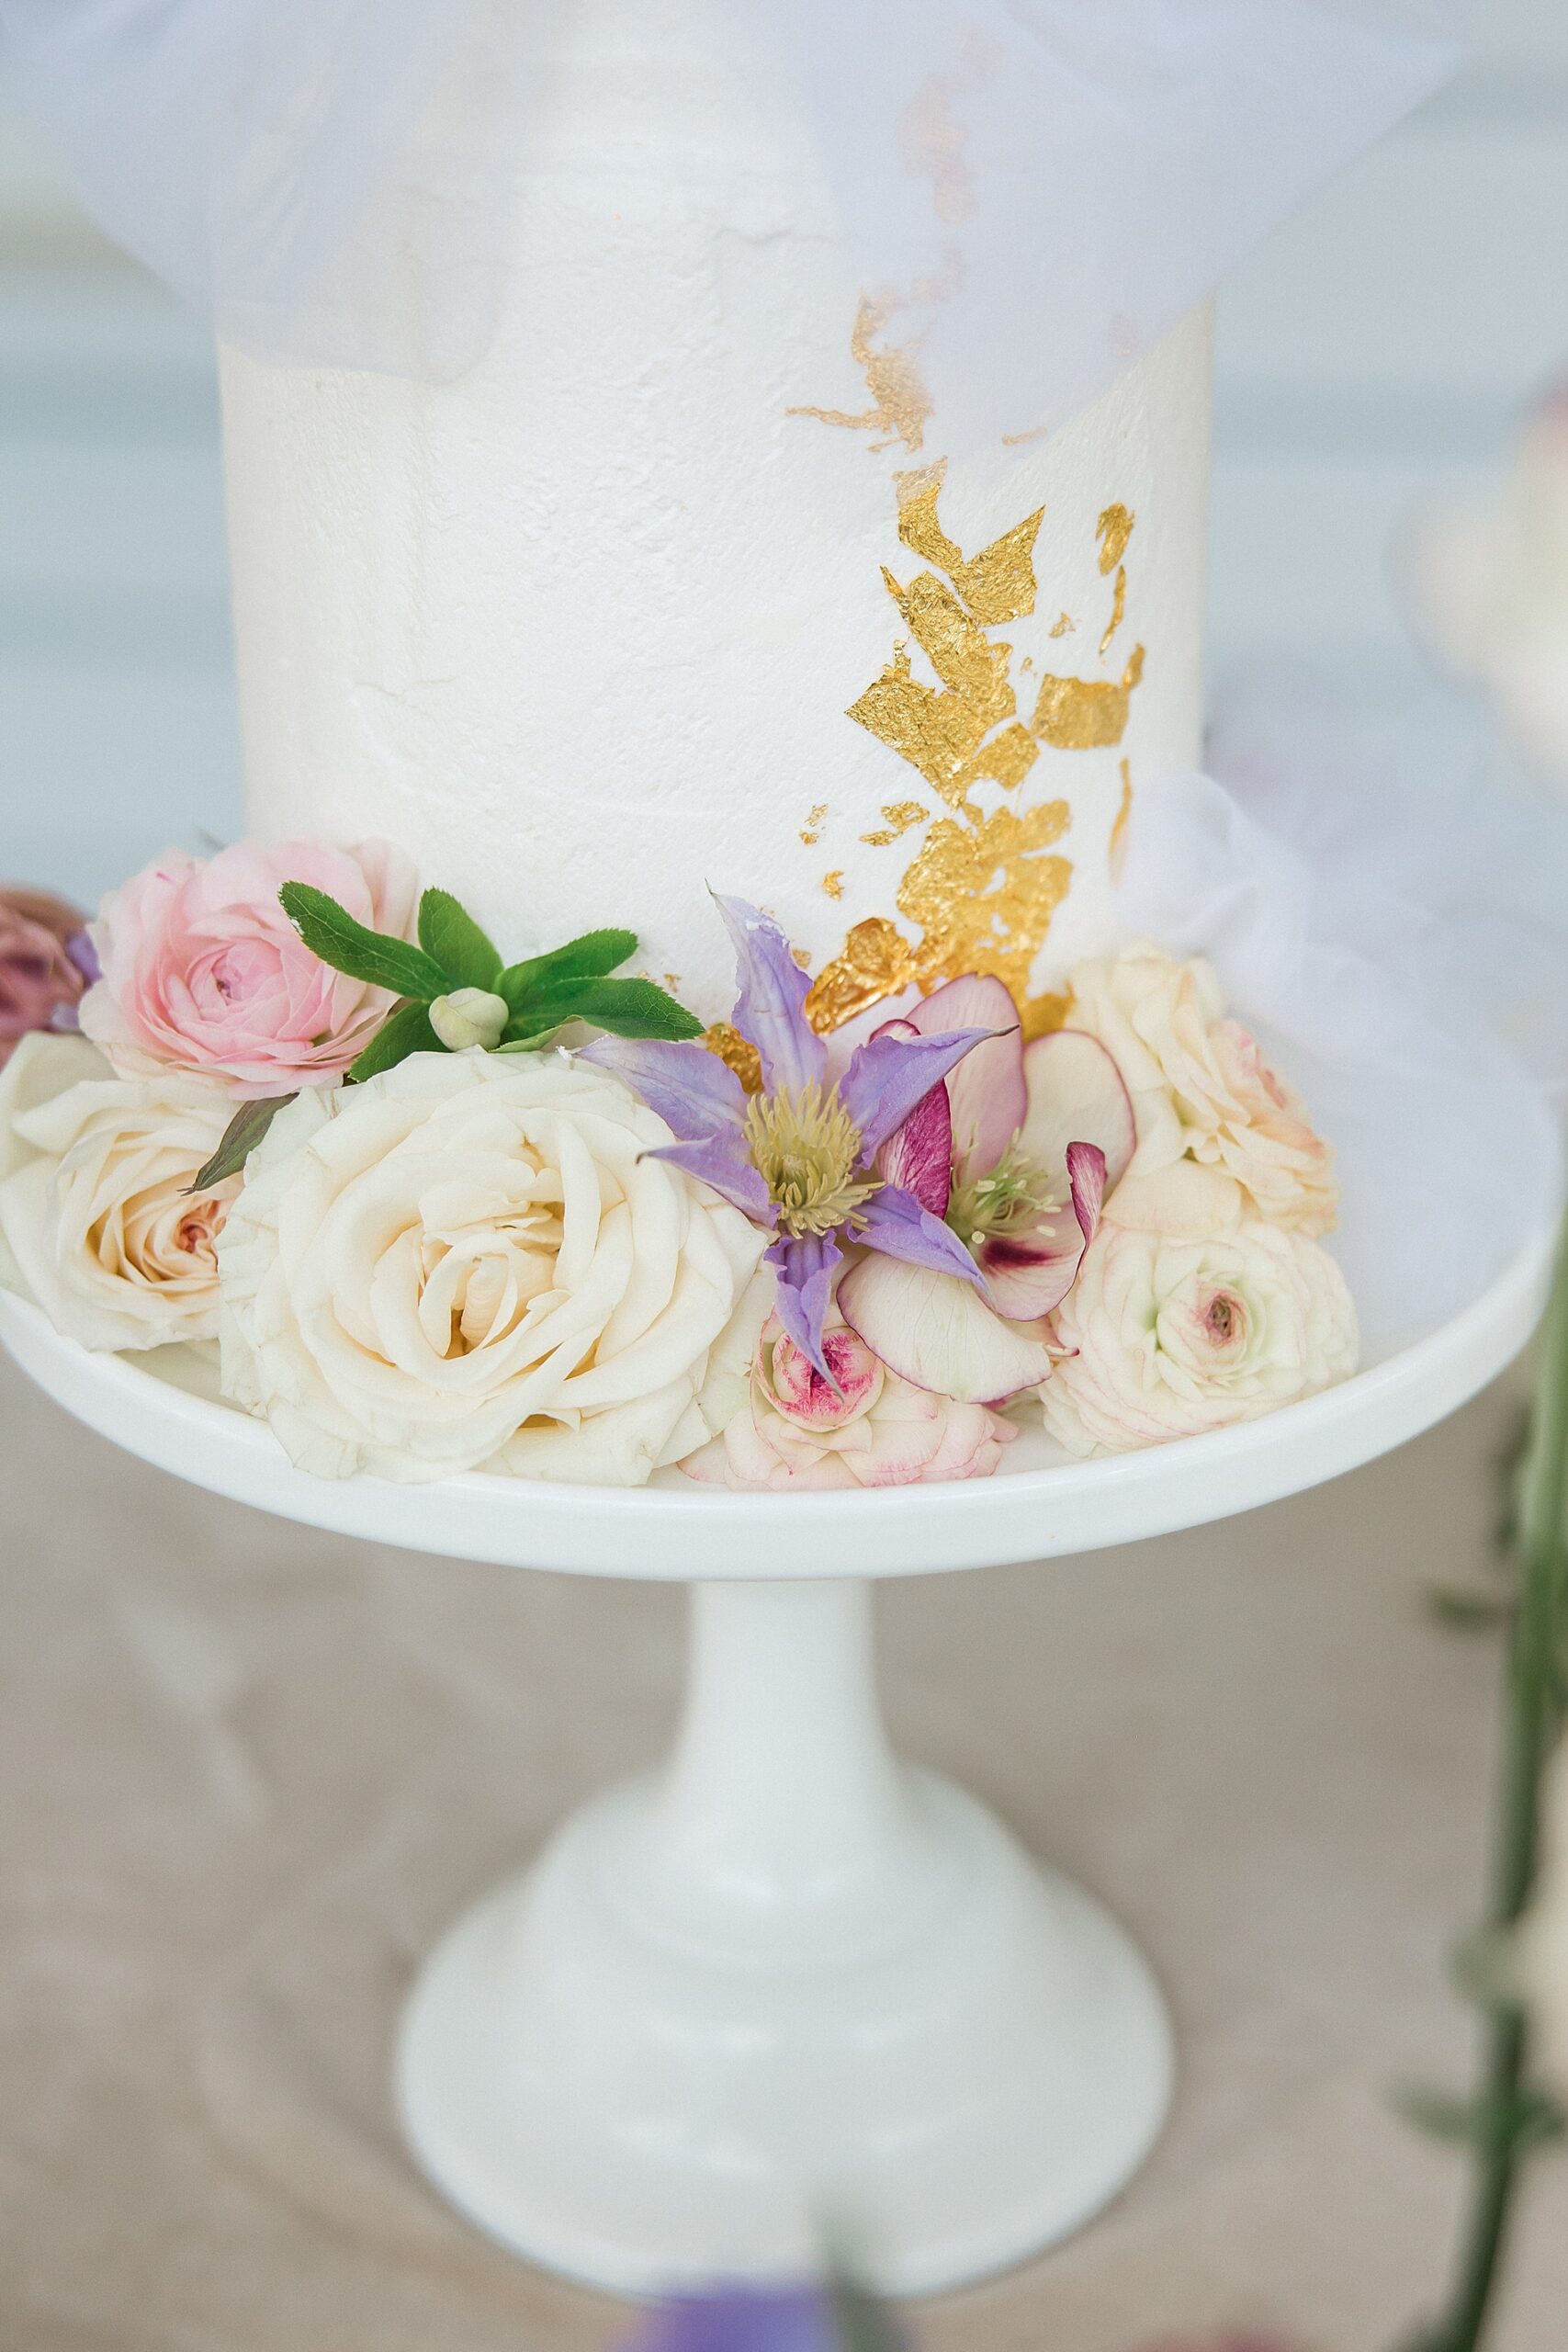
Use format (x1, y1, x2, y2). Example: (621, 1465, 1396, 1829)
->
(580, 897, 995, 1379)
(620, 2277, 893, 2352)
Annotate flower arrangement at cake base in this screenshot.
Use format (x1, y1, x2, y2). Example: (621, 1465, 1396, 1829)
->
(0, 840, 1359, 1490)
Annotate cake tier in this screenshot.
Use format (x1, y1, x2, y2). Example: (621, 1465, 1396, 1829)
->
(220, 0, 1213, 1032)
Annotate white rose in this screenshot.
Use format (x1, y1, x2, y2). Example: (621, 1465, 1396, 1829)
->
(217, 1049, 769, 1486)
(0, 1028, 240, 1351)
(1517, 1736, 1568, 2099)
(1068, 941, 1338, 1236)
(1039, 1180, 1358, 1457)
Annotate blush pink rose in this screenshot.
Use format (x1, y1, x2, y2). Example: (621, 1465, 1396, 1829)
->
(80, 838, 418, 1098)
(681, 1308, 1017, 1491)
(0, 887, 92, 1068)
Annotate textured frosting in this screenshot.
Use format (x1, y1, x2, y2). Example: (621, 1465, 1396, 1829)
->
(220, 0, 1213, 1029)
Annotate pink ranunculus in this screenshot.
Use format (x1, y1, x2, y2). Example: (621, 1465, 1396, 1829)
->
(680, 1307, 1017, 1491)
(0, 886, 92, 1068)
(79, 838, 419, 1097)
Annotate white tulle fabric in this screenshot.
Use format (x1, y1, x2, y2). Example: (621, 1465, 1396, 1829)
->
(1117, 717, 1566, 1353)
(2, 0, 1468, 422)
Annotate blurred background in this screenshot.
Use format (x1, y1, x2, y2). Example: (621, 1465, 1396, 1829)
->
(1, 0, 1566, 904)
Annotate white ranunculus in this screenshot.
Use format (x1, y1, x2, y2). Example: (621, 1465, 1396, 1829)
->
(217, 1049, 769, 1486)
(1039, 1176, 1358, 1457)
(1517, 1735, 1568, 2100)
(0, 1028, 240, 1350)
(1067, 940, 1338, 1237)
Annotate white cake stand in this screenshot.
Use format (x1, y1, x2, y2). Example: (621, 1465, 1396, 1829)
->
(1, 1206, 1557, 2300)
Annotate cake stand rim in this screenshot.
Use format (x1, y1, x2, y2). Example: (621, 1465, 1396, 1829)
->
(2, 1190, 1557, 1580)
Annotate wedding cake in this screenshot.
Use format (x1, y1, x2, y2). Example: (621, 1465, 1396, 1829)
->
(220, 0, 1213, 1033)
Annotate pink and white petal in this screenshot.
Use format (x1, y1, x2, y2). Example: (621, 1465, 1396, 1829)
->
(877, 1078, 953, 1216)
(975, 1142, 1106, 1320)
(838, 1252, 1057, 1405)
(1018, 1028, 1135, 1192)
(908, 976, 1025, 1183)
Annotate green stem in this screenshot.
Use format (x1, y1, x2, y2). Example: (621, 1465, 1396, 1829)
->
(1417, 1212, 1568, 2352)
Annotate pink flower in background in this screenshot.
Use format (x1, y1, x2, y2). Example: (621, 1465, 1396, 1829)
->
(80, 838, 418, 1097)
(681, 1306, 1016, 1491)
(0, 886, 93, 1068)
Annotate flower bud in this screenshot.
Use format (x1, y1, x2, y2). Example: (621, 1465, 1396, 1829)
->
(429, 988, 509, 1052)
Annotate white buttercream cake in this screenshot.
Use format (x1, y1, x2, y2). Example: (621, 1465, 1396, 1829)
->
(220, 0, 1212, 1035)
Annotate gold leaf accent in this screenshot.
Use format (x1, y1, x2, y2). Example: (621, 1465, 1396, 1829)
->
(792, 946, 811, 970)
(821, 869, 845, 900)
(806, 917, 917, 1034)
(800, 801, 829, 847)
(848, 645, 990, 804)
(1021, 989, 1074, 1041)
(861, 799, 930, 847)
(882, 569, 1016, 727)
(1000, 424, 1049, 447)
(897, 802, 1072, 1003)
(703, 1023, 762, 1094)
(664, 972, 682, 993)
(1048, 612, 1075, 639)
(1096, 503, 1134, 575)
(789, 295, 931, 455)
(955, 719, 1037, 794)
(1099, 563, 1127, 657)
(1109, 759, 1134, 877)
(1032, 644, 1145, 751)
(895, 460, 1043, 626)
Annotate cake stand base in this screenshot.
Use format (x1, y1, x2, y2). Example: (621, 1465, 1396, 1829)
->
(397, 1579, 1171, 2299)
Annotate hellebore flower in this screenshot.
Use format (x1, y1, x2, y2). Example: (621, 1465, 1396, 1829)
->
(838, 974, 1135, 1403)
(580, 897, 991, 1379)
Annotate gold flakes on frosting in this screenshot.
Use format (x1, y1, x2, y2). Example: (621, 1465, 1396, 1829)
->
(821, 870, 845, 900)
(789, 295, 932, 455)
(703, 1023, 762, 1094)
(896, 461, 1043, 626)
(1021, 989, 1074, 1041)
(806, 918, 915, 1035)
(1109, 760, 1134, 876)
(861, 800, 930, 847)
(1032, 644, 1145, 750)
(1097, 503, 1135, 574)
(897, 802, 1072, 1004)
(800, 802, 829, 846)
(882, 568, 1016, 727)
(1100, 565, 1127, 656)
(1048, 611, 1075, 638)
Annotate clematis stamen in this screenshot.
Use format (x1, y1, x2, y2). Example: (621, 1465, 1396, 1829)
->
(946, 1139, 1060, 1248)
(742, 1079, 881, 1239)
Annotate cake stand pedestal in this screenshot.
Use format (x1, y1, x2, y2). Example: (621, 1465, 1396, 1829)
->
(0, 1204, 1556, 2298)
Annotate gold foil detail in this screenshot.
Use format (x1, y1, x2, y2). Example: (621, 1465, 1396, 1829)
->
(1109, 759, 1134, 877)
(1021, 989, 1074, 1041)
(792, 946, 811, 970)
(897, 29, 997, 225)
(861, 800, 931, 847)
(897, 802, 1072, 1003)
(822, 869, 845, 900)
(806, 918, 916, 1034)
(883, 569, 1016, 727)
(800, 802, 829, 847)
(1000, 424, 1049, 448)
(1032, 644, 1145, 750)
(848, 646, 990, 805)
(1048, 612, 1075, 638)
(1097, 503, 1134, 574)
(895, 461, 1043, 625)
(789, 295, 932, 455)
(1100, 563, 1127, 655)
(704, 1023, 762, 1094)
(664, 972, 682, 993)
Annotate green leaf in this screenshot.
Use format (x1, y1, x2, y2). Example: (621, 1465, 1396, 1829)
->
(498, 927, 638, 1010)
(279, 883, 448, 1001)
(347, 1000, 441, 1082)
(187, 1092, 296, 1192)
(417, 887, 502, 989)
(504, 975, 705, 1045)
(1395, 2082, 1565, 2153)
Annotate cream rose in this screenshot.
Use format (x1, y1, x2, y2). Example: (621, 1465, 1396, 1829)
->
(1039, 1173, 1358, 1456)
(1068, 941, 1337, 1236)
(1517, 1735, 1568, 2100)
(217, 1049, 769, 1485)
(0, 1028, 240, 1351)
